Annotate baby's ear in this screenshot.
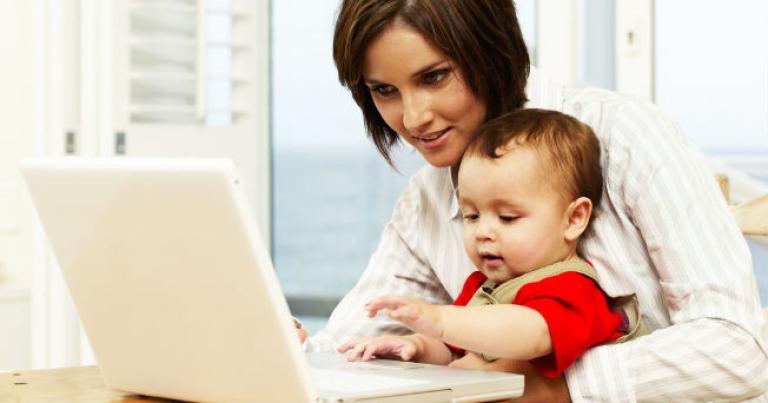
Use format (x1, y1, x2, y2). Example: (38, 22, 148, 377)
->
(564, 197, 593, 242)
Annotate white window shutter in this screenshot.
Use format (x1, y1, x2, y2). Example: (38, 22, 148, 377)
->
(111, 0, 271, 243)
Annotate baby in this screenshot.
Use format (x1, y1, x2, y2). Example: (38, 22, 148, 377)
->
(340, 109, 644, 378)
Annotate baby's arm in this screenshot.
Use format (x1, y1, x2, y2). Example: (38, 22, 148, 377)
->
(441, 304, 552, 361)
(368, 295, 552, 361)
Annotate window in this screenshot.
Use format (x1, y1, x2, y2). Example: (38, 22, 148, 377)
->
(655, 0, 768, 304)
(549, 0, 768, 305)
(270, 0, 423, 331)
(577, 0, 615, 89)
(655, 1, 767, 156)
(121, 0, 251, 126)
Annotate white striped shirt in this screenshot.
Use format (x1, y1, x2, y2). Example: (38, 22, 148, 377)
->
(310, 69, 768, 402)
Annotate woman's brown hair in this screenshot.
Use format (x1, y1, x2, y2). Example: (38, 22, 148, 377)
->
(333, 0, 530, 165)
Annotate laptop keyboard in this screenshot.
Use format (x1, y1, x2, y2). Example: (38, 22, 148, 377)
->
(311, 368, 431, 393)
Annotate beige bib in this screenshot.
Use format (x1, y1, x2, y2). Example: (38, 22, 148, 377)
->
(466, 258, 648, 361)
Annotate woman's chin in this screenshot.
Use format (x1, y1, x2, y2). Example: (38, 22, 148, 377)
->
(420, 151, 462, 168)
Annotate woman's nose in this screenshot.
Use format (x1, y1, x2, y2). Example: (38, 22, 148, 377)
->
(402, 92, 434, 133)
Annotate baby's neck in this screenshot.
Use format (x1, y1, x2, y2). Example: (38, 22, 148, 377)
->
(556, 246, 580, 265)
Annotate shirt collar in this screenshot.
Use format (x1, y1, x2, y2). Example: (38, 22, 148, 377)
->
(448, 165, 461, 220)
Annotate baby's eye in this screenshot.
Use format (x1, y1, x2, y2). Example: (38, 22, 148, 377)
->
(423, 68, 449, 85)
(499, 215, 518, 223)
(462, 213, 479, 222)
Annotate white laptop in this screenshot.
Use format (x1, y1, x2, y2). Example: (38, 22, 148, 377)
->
(21, 158, 523, 403)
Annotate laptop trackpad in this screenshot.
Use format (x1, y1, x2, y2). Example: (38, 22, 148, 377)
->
(352, 360, 425, 371)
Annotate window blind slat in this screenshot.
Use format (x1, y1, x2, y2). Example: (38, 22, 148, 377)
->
(121, 0, 253, 126)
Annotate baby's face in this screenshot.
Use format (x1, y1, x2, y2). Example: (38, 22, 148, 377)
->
(457, 146, 573, 283)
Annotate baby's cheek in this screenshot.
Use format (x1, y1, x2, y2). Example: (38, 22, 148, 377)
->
(467, 252, 483, 270)
(502, 240, 536, 265)
(462, 234, 478, 260)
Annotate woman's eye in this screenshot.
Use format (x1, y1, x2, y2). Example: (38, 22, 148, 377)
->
(423, 68, 449, 85)
(371, 85, 395, 96)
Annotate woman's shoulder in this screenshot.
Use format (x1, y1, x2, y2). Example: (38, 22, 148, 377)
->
(563, 86, 709, 203)
(566, 87, 695, 168)
(564, 86, 686, 149)
(399, 165, 455, 212)
(388, 164, 452, 208)
(387, 165, 457, 244)
(412, 164, 452, 188)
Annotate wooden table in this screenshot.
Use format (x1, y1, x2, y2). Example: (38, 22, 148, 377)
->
(0, 366, 180, 403)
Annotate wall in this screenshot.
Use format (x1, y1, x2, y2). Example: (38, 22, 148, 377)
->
(0, 0, 39, 370)
(0, 0, 38, 286)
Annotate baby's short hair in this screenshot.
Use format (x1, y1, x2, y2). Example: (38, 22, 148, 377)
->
(464, 108, 603, 208)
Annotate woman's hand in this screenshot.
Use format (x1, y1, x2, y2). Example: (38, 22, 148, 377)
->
(337, 335, 421, 362)
(449, 353, 570, 403)
(293, 317, 308, 343)
(365, 295, 443, 338)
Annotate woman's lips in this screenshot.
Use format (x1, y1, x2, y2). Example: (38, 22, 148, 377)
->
(414, 128, 450, 150)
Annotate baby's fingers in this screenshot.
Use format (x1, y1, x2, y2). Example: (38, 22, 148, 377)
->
(338, 337, 370, 355)
(361, 339, 417, 362)
(361, 343, 383, 361)
(344, 343, 367, 361)
(388, 303, 422, 323)
(366, 295, 411, 316)
(337, 339, 358, 353)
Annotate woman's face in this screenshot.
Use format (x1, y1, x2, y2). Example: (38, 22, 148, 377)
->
(363, 22, 487, 168)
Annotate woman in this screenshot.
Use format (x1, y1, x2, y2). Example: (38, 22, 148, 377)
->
(308, 1, 768, 401)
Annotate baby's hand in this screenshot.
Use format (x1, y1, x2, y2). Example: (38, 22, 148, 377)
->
(365, 295, 443, 338)
(338, 335, 420, 362)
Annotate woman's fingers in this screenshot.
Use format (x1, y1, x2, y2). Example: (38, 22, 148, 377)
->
(291, 317, 309, 343)
(296, 326, 308, 343)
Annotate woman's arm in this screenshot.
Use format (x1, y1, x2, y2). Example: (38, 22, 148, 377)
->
(449, 355, 570, 403)
(309, 225, 451, 352)
(565, 100, 768, 402)
(309, 176, 453, 352)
